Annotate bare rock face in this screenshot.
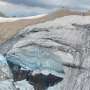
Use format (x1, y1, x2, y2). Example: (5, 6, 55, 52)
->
(0, 15, 90, 90)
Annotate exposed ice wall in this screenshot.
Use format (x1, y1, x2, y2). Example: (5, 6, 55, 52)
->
(7, 47, 64, 77)
(0, 54, 35, 90)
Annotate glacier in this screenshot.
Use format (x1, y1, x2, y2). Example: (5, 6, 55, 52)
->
(0, 15, 90, 90)
(6, 47, 64, 90)
(7, 47, 64, 77)
(0, 54, 35, 90)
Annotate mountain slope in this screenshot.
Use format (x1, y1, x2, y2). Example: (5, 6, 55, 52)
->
(0, 9, 90, 44)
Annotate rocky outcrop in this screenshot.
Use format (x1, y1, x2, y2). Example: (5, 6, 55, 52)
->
(0, 15, 90, 90)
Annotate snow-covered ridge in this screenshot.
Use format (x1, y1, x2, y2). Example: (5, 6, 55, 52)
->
(0, 14, 47, 23)
(30, 15, 90, 28)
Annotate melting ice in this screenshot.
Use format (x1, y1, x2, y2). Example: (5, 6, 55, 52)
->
(6, 47, 65, 90)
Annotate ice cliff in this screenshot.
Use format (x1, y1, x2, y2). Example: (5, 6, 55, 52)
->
(0, 15, 90, 90)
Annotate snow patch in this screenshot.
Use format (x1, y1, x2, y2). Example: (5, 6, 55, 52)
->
(0, 13, 47, 23)
(0, 54, 7, 65)
(15, 80, 34, 90)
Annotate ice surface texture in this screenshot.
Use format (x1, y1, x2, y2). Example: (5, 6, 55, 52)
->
(0, 15, 90, 90)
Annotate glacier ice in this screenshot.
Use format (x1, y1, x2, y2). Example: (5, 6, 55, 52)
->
(0, 54, 12, 80)
(0, 80, 16, 90)
(6, 47, 65, 90)
(0, 79, 34, 90)
(2, 15, 90, 90)
(0, 54, 8, 65)
(7, 47, 65, 77)
(15, 80, 34, 90)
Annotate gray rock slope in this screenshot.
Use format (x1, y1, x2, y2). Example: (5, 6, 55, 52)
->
(0, 15, 90, 90)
